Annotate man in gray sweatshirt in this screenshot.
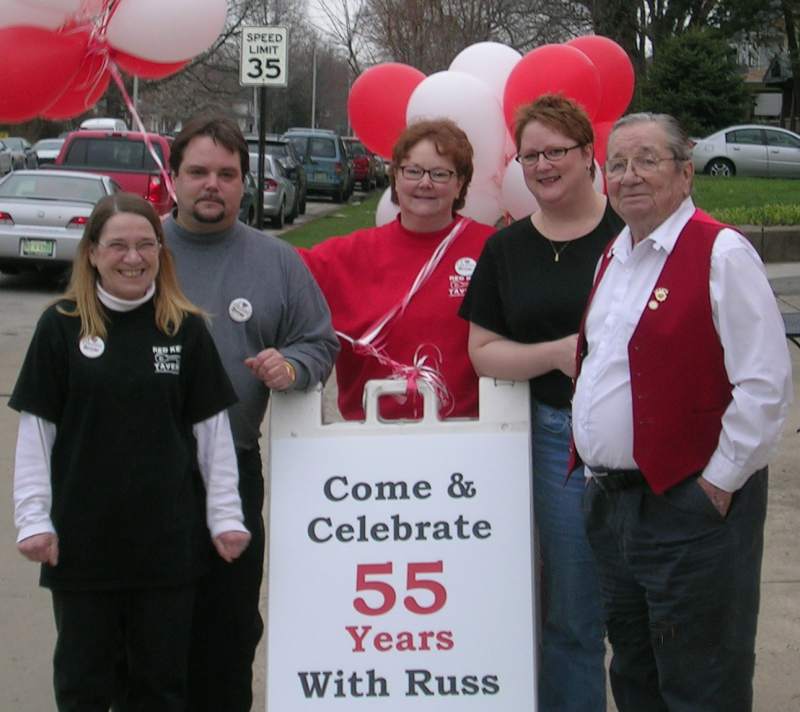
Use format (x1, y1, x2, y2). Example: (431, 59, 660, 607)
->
(163, 115, 338, 711)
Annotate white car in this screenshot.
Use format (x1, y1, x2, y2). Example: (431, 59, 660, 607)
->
(0, 170, 120, 275)
(692, 124, 800, 178)
(32, 138, 66, 166)
(248, 153, 297, 229)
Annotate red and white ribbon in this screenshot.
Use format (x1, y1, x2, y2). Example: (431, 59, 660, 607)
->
(337, 218, 470, 416)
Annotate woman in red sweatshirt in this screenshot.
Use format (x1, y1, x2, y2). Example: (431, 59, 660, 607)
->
(300, 119, 495, 421)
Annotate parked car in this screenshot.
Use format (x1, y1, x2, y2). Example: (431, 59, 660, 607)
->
(342, 137, 377, 191)
(0, 169, 120, 275)
(80, 117, 128, 131)
(0, 141, 13, 176)
(245, 134, 307, 215)
(248, 153, 297, 229)
(282, 128, 352, 203)
(692, 124, 800, 178)
(239, 171, 258, 226)
(54, 130, 173, 214)
(32, 137, 65, 166)
(2, 137, 38, 169)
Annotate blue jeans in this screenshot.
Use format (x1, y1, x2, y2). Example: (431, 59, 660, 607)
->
(533, 399, 606, 712)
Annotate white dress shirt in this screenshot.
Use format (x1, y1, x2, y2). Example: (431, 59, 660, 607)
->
(572, 198, 793, 492)
(14, 284, 246, 543)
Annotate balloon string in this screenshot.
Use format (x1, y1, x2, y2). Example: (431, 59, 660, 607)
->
(107, 61, 178, 206)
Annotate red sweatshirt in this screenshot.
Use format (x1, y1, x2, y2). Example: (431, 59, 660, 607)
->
(300, 216, 495, 420)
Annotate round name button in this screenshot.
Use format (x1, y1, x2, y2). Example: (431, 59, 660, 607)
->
(229, 298, 253, 323)
(79, 336, 105, 358)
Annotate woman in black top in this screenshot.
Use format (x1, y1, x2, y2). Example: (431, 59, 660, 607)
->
(460, 95, 624, 712)
(10, 193, 250, 711)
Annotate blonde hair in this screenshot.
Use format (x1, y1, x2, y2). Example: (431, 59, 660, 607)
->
(59, 193, 203, 339)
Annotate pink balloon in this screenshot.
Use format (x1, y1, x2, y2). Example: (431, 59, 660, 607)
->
(567, 35, 635, 122)
(503, 44, 601, 131)
(0, 26, 87, 123)
(348, 63, 426, 159)
(113, 50, 187, 79)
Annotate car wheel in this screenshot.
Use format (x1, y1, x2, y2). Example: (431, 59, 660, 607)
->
(299, 191, 307, 214)
(333, 186, 345, 203)
(706, 157, 734, 177)
(270, 200, 285, 229)
(247, 205, 256, 226)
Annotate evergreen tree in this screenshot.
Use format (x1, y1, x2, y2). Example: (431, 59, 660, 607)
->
(638, 28, 752, 137)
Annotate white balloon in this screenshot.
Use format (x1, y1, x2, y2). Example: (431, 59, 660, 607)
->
(406, 71, 506, 183)
(375, 188, 400, 227)
(449, 42, 522, 105)
(0, 0, 68, 29)
(107, 0, 228, 62)
(462, 176, 503, 226)
(500, 159, 538, 220)
(28, 0, 80, 11)
(593, 160, 605, 194)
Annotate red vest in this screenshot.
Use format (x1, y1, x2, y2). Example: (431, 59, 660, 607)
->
(574, 209, 733, 494)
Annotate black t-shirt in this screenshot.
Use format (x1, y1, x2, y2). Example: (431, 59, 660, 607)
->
(459, 203, 624, 408)
(9, 300, 237, 590)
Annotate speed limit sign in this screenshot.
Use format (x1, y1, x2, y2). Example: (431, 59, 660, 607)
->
(240, 26, 288, 87)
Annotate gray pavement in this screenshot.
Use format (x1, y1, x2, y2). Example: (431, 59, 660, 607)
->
(1, 260, 799, 711)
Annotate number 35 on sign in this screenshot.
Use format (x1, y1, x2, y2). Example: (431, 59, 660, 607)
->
(240, 26, 288, 87)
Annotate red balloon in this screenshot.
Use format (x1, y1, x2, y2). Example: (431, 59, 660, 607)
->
(348, 63, 426, 159)
(0, 26, 88, 123)
(568, 35, 635, 122)
(43, 51, 111, 120)
(113, 50, 187, 79)
(592, 119, 615, 169)
(503, 44, 601, 131)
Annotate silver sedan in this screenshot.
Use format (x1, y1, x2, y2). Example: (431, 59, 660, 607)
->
(0, 170, 119, 275)
(249, 153, 297, 229)
(692, 124, 800, 178)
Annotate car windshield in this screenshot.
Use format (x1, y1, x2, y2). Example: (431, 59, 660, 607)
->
(0, 174, 104, 202)
(265, 143, 289, 158)
(249, 154, 274, 176)
(3, 138, 24, 150)
(309, 138, 336, 159)
(34, 140, 64, 150)
(64, 137, 164, 170)
(348, 143, 366, 156)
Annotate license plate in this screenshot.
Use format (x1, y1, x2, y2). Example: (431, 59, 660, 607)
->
(20, 238, 55, 258)
(314, 172, 329, 182)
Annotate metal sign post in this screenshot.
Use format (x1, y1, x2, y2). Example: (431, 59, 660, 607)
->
(240, 27, 288, 230)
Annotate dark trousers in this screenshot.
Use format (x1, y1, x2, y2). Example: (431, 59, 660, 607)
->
(187, 447, 265, 712)
(583, 469, 768, 712)
(52, 585, 194, 712)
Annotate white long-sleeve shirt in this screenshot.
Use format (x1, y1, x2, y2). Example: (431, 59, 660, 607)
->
(573, 198, 793, 492)
(13, 284, 247, 543)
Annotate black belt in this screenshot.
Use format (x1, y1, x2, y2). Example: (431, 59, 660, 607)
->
(588, 467, 646, 492)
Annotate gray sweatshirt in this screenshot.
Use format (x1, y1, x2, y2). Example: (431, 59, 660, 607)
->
(163, 217, 339, 450)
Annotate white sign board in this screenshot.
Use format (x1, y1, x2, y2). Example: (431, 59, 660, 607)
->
(240, 26, 288, 87)
(267, 379, 537, 710)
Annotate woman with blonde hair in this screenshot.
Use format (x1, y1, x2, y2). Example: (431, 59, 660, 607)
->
(461, 94, 624, 712)
(10, 193, 249, 711)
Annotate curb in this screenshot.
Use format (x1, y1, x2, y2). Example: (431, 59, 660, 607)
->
(738, 226, 800, 263)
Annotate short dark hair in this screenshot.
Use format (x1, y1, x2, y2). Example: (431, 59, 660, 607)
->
(389, 119, 473, 211)
(169, 114, 249, 179)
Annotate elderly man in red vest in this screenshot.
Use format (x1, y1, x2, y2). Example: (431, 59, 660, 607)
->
(572, 113, 792, 712)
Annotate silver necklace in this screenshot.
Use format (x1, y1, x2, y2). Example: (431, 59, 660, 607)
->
(546, 239, 571, 262)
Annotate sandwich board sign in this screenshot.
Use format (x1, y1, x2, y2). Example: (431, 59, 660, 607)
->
(266, 378, 537, 710)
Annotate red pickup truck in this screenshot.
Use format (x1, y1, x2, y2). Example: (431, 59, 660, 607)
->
(54, 130, 173, 215)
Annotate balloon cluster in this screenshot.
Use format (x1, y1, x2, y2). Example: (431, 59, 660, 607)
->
(348, 37, 635, 226)
(0, 0, 228, 123)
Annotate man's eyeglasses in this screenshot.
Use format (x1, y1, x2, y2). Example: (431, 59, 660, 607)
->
(605, 155, 682, 179)
(97, 240, 160, 256)
(398, 165, 456, 183)
(515, 144, 584, 166)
